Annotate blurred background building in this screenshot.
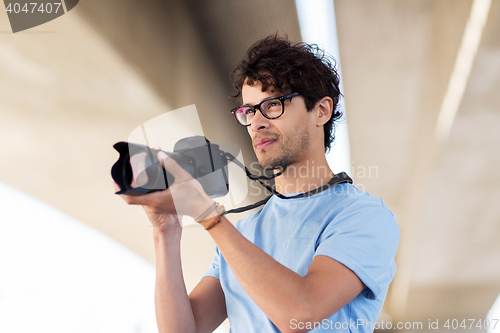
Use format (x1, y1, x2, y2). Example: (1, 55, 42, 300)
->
(1, 0, 499, 332)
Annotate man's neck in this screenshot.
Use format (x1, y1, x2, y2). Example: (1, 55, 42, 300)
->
(273, 156, 335, 194)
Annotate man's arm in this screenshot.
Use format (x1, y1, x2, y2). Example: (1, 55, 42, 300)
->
(152, 221, 227, 333)
(152, 223, 195, 333)
(115, 171, 227, 333)
(189, 276, 227, 332)
(199, 216, 365, 333)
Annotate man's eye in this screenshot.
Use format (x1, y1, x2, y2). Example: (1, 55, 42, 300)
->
(264, 100, 281, 110)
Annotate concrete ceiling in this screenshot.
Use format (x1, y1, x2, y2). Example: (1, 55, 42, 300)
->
(1, 0, 499, 327)
(333, 0, 500, 322)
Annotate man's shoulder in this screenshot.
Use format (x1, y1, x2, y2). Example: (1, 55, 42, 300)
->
(329, 186, 400, 238)
(306, 183, 399, 236)
(232, 182, 396, 232)
(299, 182, 389, 216)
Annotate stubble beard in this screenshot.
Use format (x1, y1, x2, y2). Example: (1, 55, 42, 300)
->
(257, 127, 310, 170)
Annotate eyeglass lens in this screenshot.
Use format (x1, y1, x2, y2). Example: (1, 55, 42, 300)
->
(235, 98, 283, 125)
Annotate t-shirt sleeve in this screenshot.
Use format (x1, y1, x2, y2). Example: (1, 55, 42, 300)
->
(201, 245, 221, 280)
(314, 198, 400, 300)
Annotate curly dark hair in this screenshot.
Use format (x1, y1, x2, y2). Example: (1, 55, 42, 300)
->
(231, 34, 343, 152)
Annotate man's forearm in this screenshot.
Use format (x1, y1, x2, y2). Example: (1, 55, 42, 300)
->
(202, 217, 313, 331)
(153, 228, 196, 333)
(202, 214, 364, 332)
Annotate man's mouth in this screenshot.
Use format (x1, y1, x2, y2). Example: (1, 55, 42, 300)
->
(254, 138, 276, 149)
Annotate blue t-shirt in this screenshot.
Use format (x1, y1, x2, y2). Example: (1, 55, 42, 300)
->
(202, 182, 400, 332)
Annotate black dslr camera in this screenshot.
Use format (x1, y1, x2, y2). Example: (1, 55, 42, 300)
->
(111, 136, 234, 198)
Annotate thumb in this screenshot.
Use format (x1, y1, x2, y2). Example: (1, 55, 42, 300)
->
(157, 151, 192, 181)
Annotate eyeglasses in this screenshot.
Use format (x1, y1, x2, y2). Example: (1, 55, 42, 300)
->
(231, 92, 300, 126)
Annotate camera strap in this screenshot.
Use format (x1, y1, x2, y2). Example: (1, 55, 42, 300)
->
(223, 153, 353, 215)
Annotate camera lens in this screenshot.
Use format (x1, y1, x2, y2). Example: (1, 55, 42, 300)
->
(112, 136, 236, 197)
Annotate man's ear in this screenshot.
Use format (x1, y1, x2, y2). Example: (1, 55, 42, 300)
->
(315, 97, 334, 126)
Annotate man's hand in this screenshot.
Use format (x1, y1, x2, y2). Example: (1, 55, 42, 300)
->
(112, 148, 227, 333)
(114, 150, 215, 231)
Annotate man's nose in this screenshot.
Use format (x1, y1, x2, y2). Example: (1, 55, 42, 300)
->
(249, 109, 269, 132)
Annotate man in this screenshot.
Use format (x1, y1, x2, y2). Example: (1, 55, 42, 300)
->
(117, 35, 400, 333)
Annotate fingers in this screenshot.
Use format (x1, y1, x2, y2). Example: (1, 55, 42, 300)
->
(157, 151, 192, 181)
(113, 146, 194, 216)
(119, 188, 175, 211)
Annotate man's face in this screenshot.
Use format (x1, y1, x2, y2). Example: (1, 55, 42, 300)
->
(242, 82, 315, 169)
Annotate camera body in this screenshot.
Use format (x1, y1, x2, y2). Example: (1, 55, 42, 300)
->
(112, 136, 230, 198)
